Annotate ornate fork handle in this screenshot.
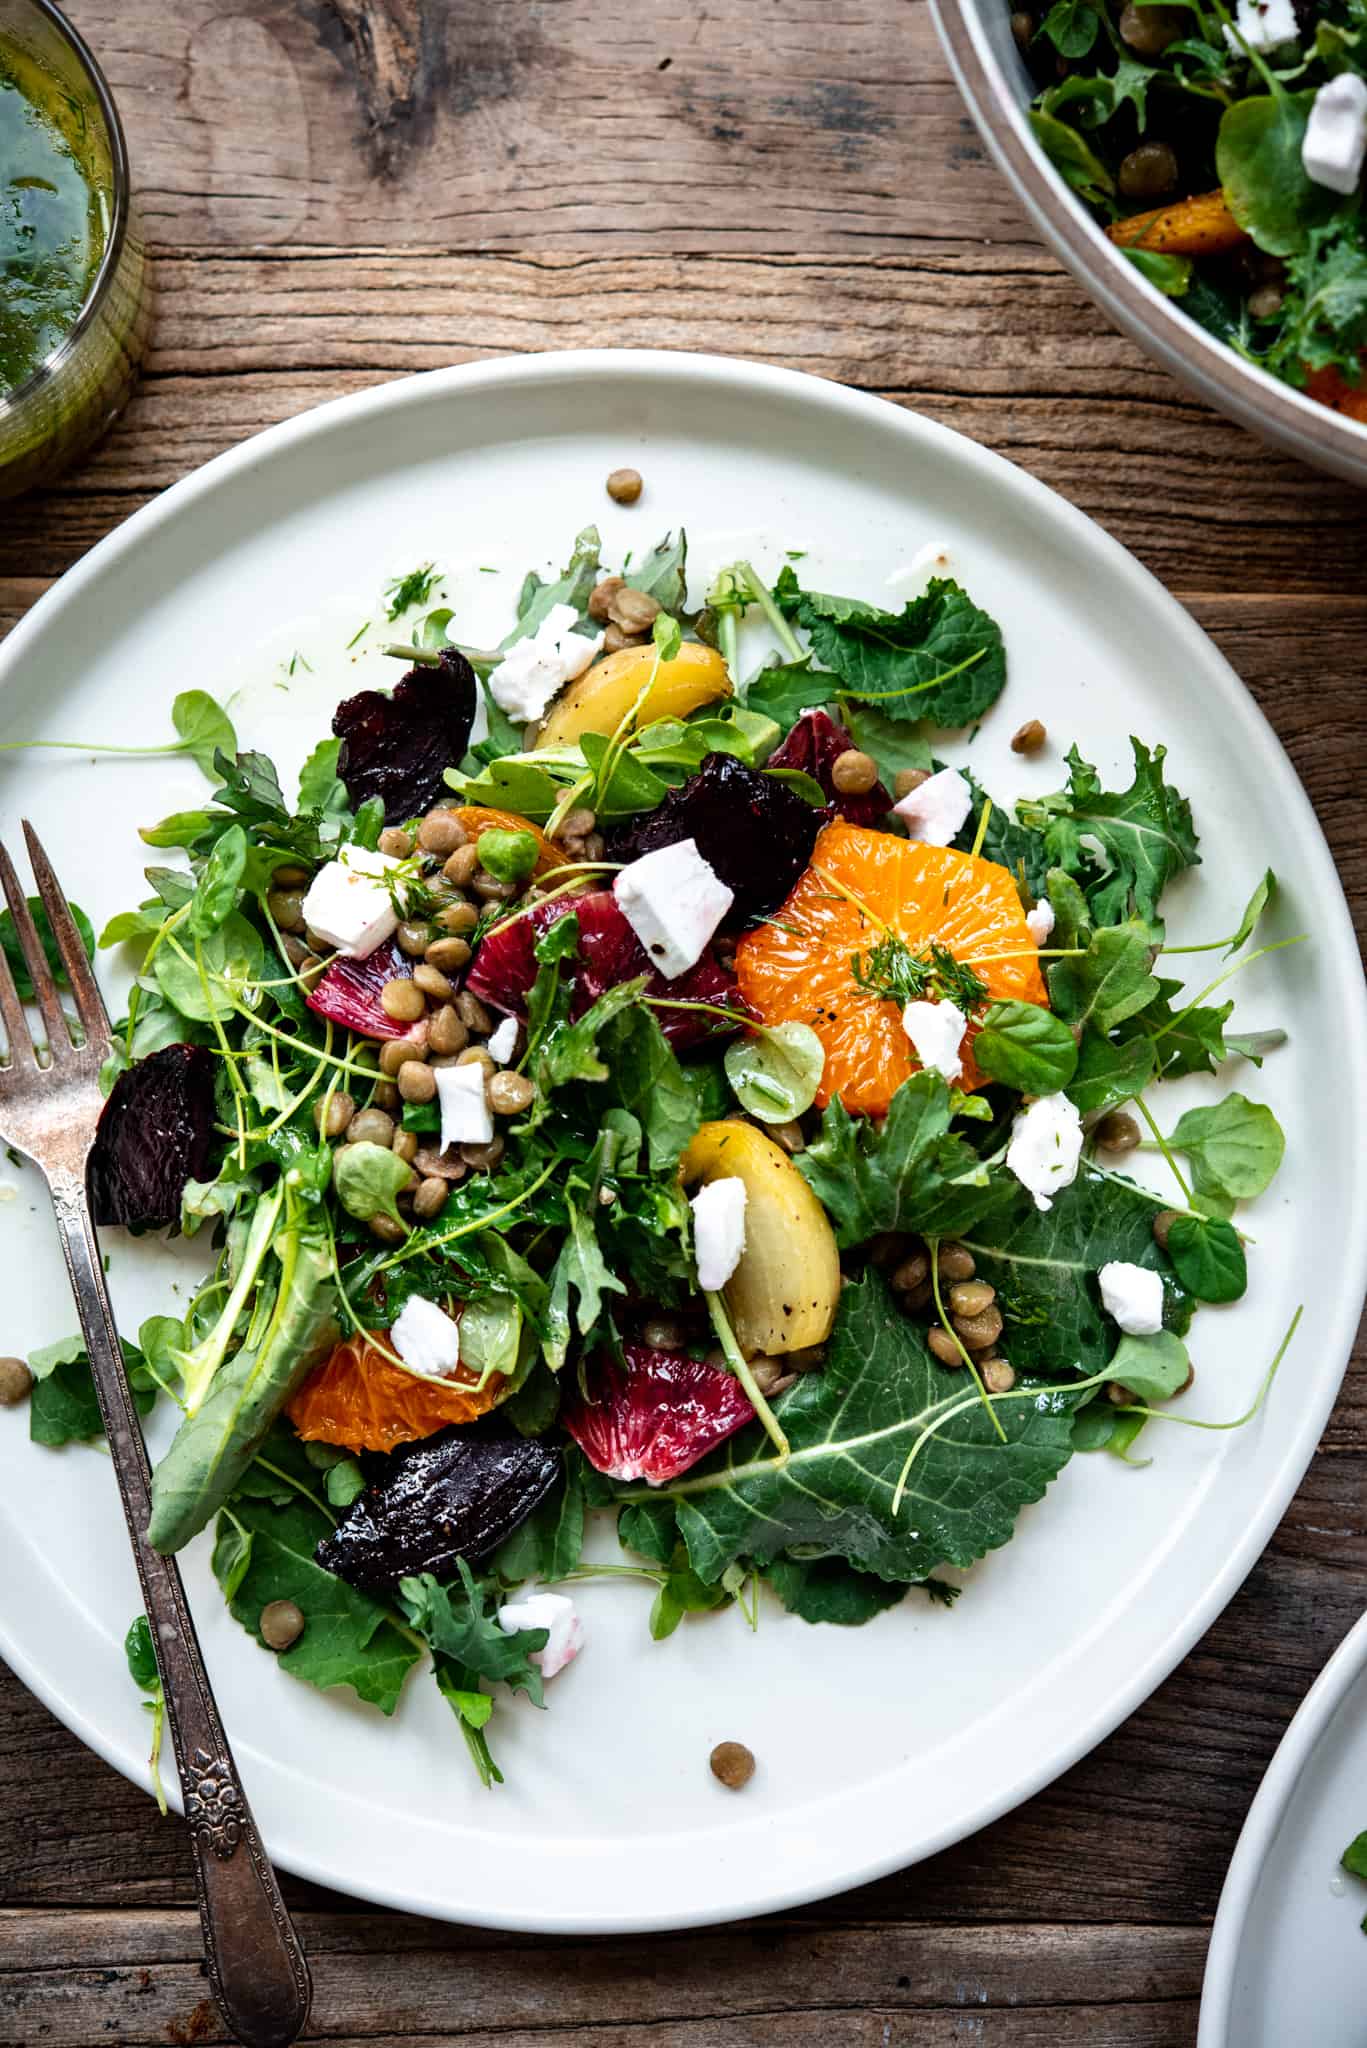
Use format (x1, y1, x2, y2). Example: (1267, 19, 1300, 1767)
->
(50, 1168, 312, 2048)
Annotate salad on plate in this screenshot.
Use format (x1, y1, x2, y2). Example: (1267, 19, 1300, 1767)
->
(1018, 0, 1367, 420)
(8, 512, 1297, 1790)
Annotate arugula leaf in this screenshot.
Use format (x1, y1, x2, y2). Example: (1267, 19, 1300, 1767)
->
(546, 1194, 625, 1362)
(1120, 248, 1193, 297)
(960, 1167, 1190, 1377)
(297, 737, 350, 818)
(765, 1556, 913, 1625)
(398, 1561, 546, 1705)
(503, 526, 601, 646)
(535, 977, 649, 1095)
(1225, 869, 1276, 956)
(596, 1004, 700, 1172)
(1342, 1831, 1367, 1881)
(172, 690, 238, 778)
(1166, 1213, 1247, 1303)
(0, 896, 95, 1001)
(1165, 1093, 1285, 1215)
(797, 1072, 1013, 1247)
(973, 1000, 1078, 1095)
(1019, 740, 1199, 926)
(495, 1458, 587, 1584)
(658, 1270, 1077, 1586)
(781, 575, 1007, 727)
(626, 531, 689, 614)
(952, 774, 1052, 895)
(1264, 220, 1367, 383)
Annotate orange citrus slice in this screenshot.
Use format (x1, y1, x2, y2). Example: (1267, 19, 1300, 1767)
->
(454, 806, 562, 877)
(735, 819, 1049, 1116)
(287, 1330, 504, 1455)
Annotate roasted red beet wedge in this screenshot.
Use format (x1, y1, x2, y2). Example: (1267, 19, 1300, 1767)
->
(88, 1043, 217, 1230)
(563, 1344, 756, 1486)
(768, 709, 892, 826)
(466, 890, 737, 1050)
(306, 938, 423, 1042)
(333, 648, 477, 821)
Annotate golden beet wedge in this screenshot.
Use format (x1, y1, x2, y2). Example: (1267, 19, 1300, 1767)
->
(536, 641, 731, 748)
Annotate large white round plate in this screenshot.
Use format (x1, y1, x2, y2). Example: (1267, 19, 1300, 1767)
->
(0, 352, 1363, 1933)
(1201, 1612, 1367, 2045)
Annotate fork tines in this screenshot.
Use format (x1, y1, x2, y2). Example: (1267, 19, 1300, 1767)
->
(0, 824, 110, 1069)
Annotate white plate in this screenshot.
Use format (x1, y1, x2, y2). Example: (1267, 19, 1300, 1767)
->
(0, 351, 1363, 1934)
(1201, 1612, 1367, 2045)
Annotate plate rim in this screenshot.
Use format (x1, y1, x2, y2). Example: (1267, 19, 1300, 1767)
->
(1199, 1609, 1367, 2044)
(1, 347, 1365, 1933)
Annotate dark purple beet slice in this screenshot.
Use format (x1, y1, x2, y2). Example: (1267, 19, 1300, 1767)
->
(605, 752, 821, 925)
(767, 709, 892, 826)
(88, 1043, 218, 1230)
(465, 889, 737, 1049)
(306, 938, 425, 1042)
(315, 1426, 561, 1593)
(332, 648, 477, 822)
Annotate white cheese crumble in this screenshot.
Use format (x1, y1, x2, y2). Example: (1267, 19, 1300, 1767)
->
(1006, 1093, 1084, 1212)
(486, 601, 605, 723)
(1098, 1260, 1165, 1336)
(1026, 899, 1056, 946)
(299, 845, 404, 959)
(390, 1294, 462, 1377)
(614, 837, 734, 979)
(886, 541, 953, 592)
(892, 766, 974, 847)
(902, 998, 968, 1082)
(1302, 73, 1367, 193)
(1224, 0, 1298, 53)
(485, 1015, 519, 1065)
(690, 1176, 748, 1292)
(497, 1590, 584, 1679)
(435, 1062, 494, 1151)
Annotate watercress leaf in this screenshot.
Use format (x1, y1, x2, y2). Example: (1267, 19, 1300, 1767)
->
(325, 1459, 367, 1508)
(959, 1166, 1190, 1377)
(597, 1004, 701, 1172)
(843, 702, 934, 784)
(349, 796, 385, 850)
(398, 1560, 546, 1705)
(446, 756, 561, 818)
(1029, 110, 1115, 202)
(1065, 1026, 1156, 1117)
(744, 657, 830, 728)
(1225, 868, 1276, 956)
(788, 577, 1007, 727)
(1019, 740, 1199, 925)
(139, 810, 219, 850)
(1342, 1832, 1367, 1881)
(124, 1615, 161, 1695)
(1224, 1027, 1288, 1065)
(1100, 1329, 1191, 1403)
(1039, 0, 1102, 57)
(180, 1166, 259, 1237)
(1120, 248, 1194, 296)
(1166, 1093, 1285, 1211)
(99, 905, 165, 950)
(29, 1336, 156, 1445)
(661, 1270, 1077, 1586)
(579, 732, 669, 817)
(210, 1517, 253, 1601)
(1154, 999, 1236, 1080)
(1048, 922, 1159, 1032)
(0, 895, 95, 999)
(765, 1555, 912, 1625)
(297, 737, 350, 816)
(1217, 90, 1336, 258)
(26, 1331, 87, 1380)
(172, 690, 238, 778)
(652, 611, 683, 663)
(724, 1022, 826, 1122)
(211, 749, 287, 821)
(973, 1000, 1078, 1095)
(153, 912, 265, 1023)
(797, 1071, 1013, 1248)
(334, 1142, 413, 1228)
(186, 822, 247, 938)
(1166, 1213, 1247, 1303)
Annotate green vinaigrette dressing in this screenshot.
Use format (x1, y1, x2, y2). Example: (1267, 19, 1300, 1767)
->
(0, 42, 107, 397)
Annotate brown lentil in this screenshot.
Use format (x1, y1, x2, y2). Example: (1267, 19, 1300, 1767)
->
(414, 1144, 466, 1183)
(0, 1356, 33, 1405)
(272, 864, 310, 887)
(396, 921, 433, 959)
(1010, 8, 1034, 50)
(831, 748, 879, 795)
(608, 585, 661, 634)
(397, 1060, 437, 1104)
(948, 1279, 995, 1319)
(417, 811, 466, 856)
(488, 1070, 535, 1116)
(381, 977, 426, 1023)
(927, 1325, 963, 1367)
(558, 807, 597, 843)
(472, 870, 518, 903)
(901, 1280, 934, 1314)
(457, 991, 494, 1034)
(1095, 1110, 1142, 1153)
(428, 1005, 469, 1057)
(348, 1107, 395, 1148)
(937, 1243, 976, 1283)
(981, 1357, 1016, 1395)
(369, 1214, 406, 1245)
(1152, 1208, 1179, 1250)
(391, 1128, 419, 1166)
(373, 1080, 401, 1111)
(953, 1305, 1004, 1352)
(606, 465, 643, 504)
(259, 1599, 306, 1651)
(750, 1357, 797, 1397)
(413, 962, 455, 1003)
(437, 899, 479, 935)
(412, 1177, 450, 1220)
(582, 830, 606, 863)
(1118, 0, 1184, 53)
(785, 1345, 825, 1374)
(641, 1317, 686, 1351)
(1011, 718, 1047, 756)
(1249, 282, 1285, 321)
(1175, 1362, 1195, 1397)
(1117, 140, 1179, 202)
(266, 888, 306, 932)
(456, 1046, 497, 1082)
(768, 1119, 806, 1155)
(460, 1136, 505, 1171)
(603, 622, 647, 654)
(304, 927, 333, 955)
(894, 767, 931, 801)
(378, 827, 413, 858)
(443, 843, 481, 887)
(892, 1251, 930, 1294)
(380, 1033, 424, 1075)
(425, 936, 471, 974)
(299, 954, 328, 990)
(281, 933, 311, 968)
(1107, 1381, 1138, 1407)
(588, 576, 625, 623)
(709, 1741, 755, 1790)
(313, 1092, 356, 1139)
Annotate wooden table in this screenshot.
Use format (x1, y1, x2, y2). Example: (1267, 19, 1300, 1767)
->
(3, 4, 1365, 2042)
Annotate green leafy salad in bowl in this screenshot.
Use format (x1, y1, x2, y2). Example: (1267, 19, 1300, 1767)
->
(1018, 0, 1367, 421)
(14, 520, 1298, 1791)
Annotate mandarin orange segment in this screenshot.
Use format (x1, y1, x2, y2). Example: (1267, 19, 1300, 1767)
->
(454, 806, 562, 877)
(287, 1330, 504, 1455)
(735, 820, 1048, 1116)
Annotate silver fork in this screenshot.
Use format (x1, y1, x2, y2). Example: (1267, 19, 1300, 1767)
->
(0, 822, 311, 2048)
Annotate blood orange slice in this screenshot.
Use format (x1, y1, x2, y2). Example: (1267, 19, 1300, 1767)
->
(288, 1330, 504, 1455)
(562, 1344, 755, 1485)
(735, 819, 1048, 1115)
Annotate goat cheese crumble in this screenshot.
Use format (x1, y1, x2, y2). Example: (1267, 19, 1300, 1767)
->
(1006, 1093, 1084, 1211)
(1098, 1260, 1165, 1336)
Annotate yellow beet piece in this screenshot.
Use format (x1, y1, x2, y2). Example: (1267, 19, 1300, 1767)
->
(1106, 189, 1247, 257)
(536, 641, 731, 748)
(679, 1120, 841, 1358)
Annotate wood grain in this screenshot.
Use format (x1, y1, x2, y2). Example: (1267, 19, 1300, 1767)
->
(2, 1, 1366, 2043)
